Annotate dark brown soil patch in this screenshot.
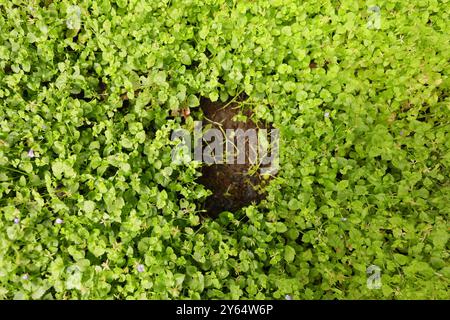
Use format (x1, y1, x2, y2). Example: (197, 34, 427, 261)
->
(198, 96, 274, 217)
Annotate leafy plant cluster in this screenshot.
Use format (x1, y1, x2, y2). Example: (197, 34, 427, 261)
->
(0, 0, 448, 299)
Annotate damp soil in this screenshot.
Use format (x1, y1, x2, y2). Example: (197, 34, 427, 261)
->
(198, 96, 274, 218)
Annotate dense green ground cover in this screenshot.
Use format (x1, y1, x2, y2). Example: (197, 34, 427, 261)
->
(0, 0, 449, 299)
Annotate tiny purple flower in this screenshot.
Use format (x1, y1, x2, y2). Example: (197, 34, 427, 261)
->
(55, 218, 64, 225)
(13, 217, 20, 224)
(324, 112, 330, 118)
(137, 264, 145, 273)
(22, 274, 29, 280)
(28, 149, 35, 158)
(285, 294, 292, 300)
(399, 130, 404, 136)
